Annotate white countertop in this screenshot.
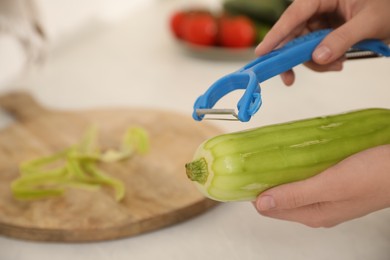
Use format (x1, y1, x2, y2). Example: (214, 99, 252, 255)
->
(1, 1, 390, 259)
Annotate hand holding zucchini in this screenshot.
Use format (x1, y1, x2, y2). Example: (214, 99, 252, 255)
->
(185, 108, 390, 202)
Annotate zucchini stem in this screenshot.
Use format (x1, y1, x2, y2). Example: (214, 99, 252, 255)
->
(185, 158, 209, 184)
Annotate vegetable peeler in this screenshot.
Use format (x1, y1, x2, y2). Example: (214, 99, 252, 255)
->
(192, 29, 390, 122)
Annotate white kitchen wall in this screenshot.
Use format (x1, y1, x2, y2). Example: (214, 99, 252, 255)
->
(0, 0, 154, 89)
(35, 0, 157, 44)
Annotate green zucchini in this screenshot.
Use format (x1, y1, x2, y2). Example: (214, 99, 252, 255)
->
(185, 108, 390, 202)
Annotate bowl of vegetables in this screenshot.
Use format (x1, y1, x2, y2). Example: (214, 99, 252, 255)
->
(168, 0, 290, 60)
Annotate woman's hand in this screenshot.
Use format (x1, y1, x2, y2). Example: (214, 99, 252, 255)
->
(255, 0, 390, 85)
(254, 145, 390, 227)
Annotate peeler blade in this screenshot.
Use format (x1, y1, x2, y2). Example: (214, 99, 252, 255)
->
(195, 108, 239, 121)
(345, 50, 381, 59)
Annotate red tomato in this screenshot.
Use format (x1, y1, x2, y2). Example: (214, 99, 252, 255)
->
(170, 11, 187, 39)
(219, 15, 256, 48)
(181, 13, 218, 46)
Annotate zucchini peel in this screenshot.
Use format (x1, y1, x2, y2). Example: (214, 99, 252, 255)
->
(11, 126, 149, 201)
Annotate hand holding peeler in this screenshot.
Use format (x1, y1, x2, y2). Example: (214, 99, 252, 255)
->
(192, 29, 390, 122)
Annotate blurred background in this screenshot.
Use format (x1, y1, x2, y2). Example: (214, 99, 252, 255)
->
(0, 0, 156, 88)
(0, 0, 290, 89)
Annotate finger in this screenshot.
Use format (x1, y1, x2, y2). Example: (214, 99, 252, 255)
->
(304, 58, 344, 72)
(258, 202, 337, 227)
(255, 0, 324, 56)
(255, 175, 329, 212)
(258, 200, 367, 228)
(255, 25, 305, 56)
(313, 13, 377, 64)
(255, 163, 345, 211)
(280, 70, 295, 86)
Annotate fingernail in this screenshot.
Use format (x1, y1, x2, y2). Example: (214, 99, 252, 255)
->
(314, 45, 332, 62)
(257, 195, 276, 211)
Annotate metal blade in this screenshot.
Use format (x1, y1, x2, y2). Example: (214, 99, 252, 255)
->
(196, 109, 239, 121)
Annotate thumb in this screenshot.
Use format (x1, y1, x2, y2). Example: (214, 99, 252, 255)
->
(255, 174, 330, 212)
(312, 16, 370, 64)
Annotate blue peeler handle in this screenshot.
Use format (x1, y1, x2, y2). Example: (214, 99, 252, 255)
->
(193, 29, 390, 122)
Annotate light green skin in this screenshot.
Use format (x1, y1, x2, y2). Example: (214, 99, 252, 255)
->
(186, 108, 390, 202)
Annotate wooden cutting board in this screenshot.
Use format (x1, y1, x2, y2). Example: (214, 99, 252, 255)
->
(0, 91, 222, 242)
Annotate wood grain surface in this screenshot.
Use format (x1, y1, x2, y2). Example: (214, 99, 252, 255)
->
(0, 91, 222, 242)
